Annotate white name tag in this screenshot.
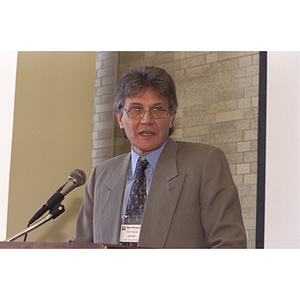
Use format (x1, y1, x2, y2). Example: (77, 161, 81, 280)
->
(119, 224, 141, 243)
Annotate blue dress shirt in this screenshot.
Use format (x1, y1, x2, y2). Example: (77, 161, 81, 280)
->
(120, 140, 167, 224)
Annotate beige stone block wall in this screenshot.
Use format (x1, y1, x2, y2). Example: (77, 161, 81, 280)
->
(93, 52, 119, 167)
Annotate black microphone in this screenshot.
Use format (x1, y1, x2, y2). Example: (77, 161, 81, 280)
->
(28, 169, 87, 225)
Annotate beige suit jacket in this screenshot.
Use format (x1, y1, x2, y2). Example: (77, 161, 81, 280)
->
(70, 138, 247, 248)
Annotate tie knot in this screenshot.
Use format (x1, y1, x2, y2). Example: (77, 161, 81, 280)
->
(136, 157, 149, 173)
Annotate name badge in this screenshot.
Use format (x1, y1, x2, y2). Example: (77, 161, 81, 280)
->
(119, 224, 141, 243)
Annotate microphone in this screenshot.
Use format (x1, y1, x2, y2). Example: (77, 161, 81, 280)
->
(28, 169, 87, 225)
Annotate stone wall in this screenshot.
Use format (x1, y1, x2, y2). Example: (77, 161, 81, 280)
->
(93, 52, 118, 167)
(93, 51, 259, 248)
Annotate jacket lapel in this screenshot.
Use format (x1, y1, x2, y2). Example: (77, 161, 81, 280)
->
(139, 138, 186, 248)
(99, 153, 131, 244)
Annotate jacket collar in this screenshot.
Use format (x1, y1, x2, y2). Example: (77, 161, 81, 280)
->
(139, 137, 186, 248)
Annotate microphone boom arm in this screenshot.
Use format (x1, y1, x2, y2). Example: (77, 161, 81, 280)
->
(4, 205, 65, 242)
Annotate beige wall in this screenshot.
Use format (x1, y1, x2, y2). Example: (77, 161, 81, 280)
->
(6, 51, 96, 242)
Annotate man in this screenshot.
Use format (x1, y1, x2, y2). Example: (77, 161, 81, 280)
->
(70, 66, 247, 248)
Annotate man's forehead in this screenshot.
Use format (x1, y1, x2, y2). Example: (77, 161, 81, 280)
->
(124, 90, 168, 106)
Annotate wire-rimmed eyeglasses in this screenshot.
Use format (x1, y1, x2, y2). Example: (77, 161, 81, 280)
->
(123, 107, 169, 119)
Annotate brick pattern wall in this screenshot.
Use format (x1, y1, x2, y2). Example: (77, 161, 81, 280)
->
(94, 51, 259, 248)
(93, 52, 118, 167)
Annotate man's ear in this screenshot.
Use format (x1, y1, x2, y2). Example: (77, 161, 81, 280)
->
(169, 112, 176, 128)
(115, 112, 124, 129)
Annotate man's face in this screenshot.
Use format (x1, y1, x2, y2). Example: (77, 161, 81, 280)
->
(116, 89, 175, 156)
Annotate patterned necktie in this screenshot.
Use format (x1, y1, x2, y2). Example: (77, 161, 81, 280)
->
(121, 157, 149, 246)
(125, 157, 149, 224)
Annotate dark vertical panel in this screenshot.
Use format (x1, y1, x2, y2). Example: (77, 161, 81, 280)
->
(256, 51, 267, 248)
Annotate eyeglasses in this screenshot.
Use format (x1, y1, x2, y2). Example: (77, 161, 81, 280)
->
(123, 107, 169, 119)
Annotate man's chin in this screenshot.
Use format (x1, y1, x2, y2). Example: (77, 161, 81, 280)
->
(132, 143, 159, 156)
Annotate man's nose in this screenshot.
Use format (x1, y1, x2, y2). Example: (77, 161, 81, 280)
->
(141, 109, 154, 124)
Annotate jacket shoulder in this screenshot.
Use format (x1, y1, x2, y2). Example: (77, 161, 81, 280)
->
(175, 140, 220, 155)
(169, 140, 229, 168)
(96, 153, 129, 167)
(93, 152, 130, 178)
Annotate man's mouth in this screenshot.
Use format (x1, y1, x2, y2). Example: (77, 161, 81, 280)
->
(139, 131, 155, 136)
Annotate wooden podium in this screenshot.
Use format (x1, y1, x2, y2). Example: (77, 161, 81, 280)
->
(0, 241, 133, 249)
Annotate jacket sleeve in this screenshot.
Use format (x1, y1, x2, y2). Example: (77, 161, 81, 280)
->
(200, 147, 247, 248)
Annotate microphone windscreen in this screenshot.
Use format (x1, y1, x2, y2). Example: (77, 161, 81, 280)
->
(70, 169, 87, 186)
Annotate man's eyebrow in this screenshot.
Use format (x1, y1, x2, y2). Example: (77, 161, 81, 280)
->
(127, 101, 166, 107)
(151, 102, 166, 106)
(127, 102, 144, 106)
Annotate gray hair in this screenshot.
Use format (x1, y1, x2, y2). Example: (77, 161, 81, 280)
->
(114, 66, 178, 136)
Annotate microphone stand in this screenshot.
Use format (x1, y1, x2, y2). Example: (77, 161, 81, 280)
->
(4, 205, 65, 242)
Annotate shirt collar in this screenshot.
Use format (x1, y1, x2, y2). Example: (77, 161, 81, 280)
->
(131, 140, 167, 173)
